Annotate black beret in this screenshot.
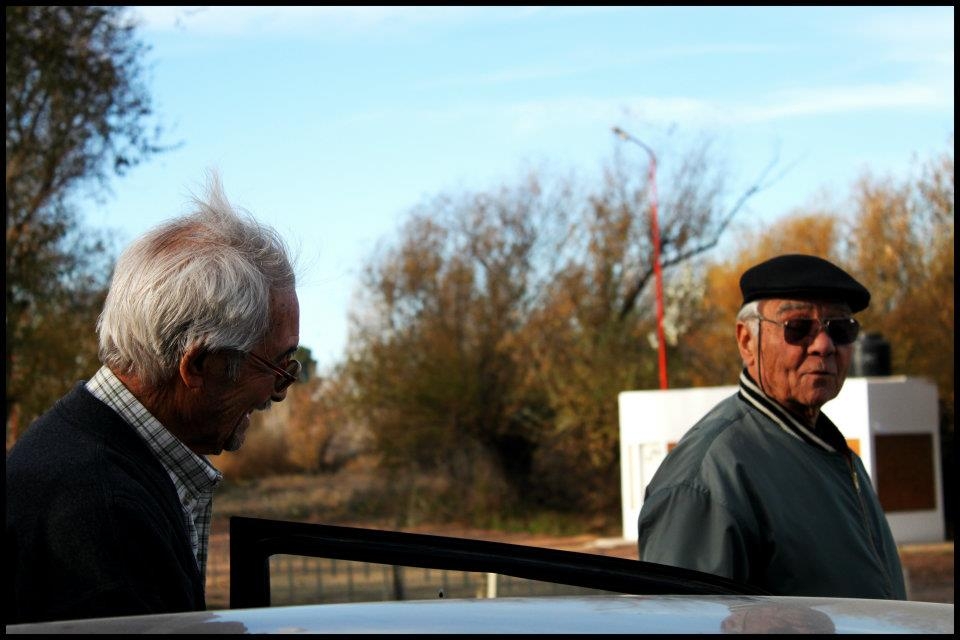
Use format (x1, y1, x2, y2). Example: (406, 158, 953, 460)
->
(740, 254, 870, 312)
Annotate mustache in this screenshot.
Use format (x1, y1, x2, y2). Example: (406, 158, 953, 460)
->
(810, 360, 836, 374)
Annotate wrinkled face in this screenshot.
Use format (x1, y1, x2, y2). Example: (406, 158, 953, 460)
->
(188, 288, 300, 455)
(737, 298, 854, 421)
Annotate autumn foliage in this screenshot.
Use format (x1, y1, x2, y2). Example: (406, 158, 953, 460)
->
(325, 139, 954, 525)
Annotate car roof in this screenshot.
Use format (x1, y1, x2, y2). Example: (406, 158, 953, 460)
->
(6, 595, 954, 634)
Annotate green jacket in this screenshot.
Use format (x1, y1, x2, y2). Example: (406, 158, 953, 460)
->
(637, 370, 906, 599)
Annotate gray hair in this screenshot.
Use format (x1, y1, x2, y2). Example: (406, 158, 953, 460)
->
(97, 172, 296, 386)
(737, 300, 761, 337)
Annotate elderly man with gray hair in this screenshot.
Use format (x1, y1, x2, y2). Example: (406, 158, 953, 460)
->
(637, 254, 906, 599)
(6, 173, 301, 623)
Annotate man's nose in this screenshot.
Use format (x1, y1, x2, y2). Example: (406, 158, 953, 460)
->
(808, 323, 837, 354)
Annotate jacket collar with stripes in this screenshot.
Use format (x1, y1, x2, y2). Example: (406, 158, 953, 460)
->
(737, 368, 850, 455)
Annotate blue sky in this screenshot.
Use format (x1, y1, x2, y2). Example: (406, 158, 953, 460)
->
(80, 6, 954, 369)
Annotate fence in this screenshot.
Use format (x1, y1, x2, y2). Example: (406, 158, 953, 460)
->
(266, 555, 616, 606)
(206, 548, 612, 610)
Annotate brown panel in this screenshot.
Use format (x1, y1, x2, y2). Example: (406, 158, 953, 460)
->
(874, 434, 936, 512)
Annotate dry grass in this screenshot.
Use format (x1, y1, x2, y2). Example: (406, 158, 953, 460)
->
(211, 457, 388, 526)
(210, 460, 615, 534)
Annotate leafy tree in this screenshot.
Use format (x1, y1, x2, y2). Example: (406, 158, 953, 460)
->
(844, 145, 954, 400)
(843, 141, 954, 536)
(343, 178, 562, 523)
(344, 139, 777, 521)
(6, 6, 167, 443)
(511, 145, 778, 513)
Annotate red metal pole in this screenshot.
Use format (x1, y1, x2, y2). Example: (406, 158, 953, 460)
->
(613, 127, 668, 389)
(647, 158, 668, 390)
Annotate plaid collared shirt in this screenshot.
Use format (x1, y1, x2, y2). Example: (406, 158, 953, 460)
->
(87, 366, 223, 582)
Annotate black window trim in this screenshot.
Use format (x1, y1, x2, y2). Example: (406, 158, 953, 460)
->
(229, 516, 767, 608)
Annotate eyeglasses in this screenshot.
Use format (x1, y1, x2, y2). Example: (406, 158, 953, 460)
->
(757, 315, 860, 346)
(247, 351, 302, 393)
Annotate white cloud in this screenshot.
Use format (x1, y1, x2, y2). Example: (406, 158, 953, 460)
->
(341, 76, 952, 140)
(131, 6, 542, 37)
(509, 81, 951, 132)
(434, 43, 780, 89)
(745, 82, 953, 122)
(855, 10, 954, 45)
(617, 81, 952, 128)
(850, 9, 954, 68)
(346, 97, 690, 144)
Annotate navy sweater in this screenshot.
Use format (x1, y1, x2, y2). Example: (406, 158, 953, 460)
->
(6, 382, 205, 624)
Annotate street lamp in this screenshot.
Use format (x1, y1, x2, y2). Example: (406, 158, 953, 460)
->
(612, 126, 668, 390)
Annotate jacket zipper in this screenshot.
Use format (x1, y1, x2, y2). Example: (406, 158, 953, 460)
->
(847, 455, 895, 597)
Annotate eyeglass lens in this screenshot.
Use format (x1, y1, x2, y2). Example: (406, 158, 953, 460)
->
(276, 360, 302, 391)
(782, 318, 859, 345)
(247, 350, 302, 392)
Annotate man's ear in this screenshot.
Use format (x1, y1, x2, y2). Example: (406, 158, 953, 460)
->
(736, 322, 757, 368)
(179, 345, 207, 389)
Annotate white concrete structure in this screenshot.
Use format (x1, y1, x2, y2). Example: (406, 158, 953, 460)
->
(619, 376, 944, 544)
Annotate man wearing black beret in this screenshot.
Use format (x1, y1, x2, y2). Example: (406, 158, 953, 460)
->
(637, 254, 906, 599)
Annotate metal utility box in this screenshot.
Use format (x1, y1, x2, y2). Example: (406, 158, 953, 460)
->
(618, 376, 944, 544)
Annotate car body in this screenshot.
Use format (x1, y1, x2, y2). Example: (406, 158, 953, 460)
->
(6, 517, 954, 634)
(6, 595, 954, 634)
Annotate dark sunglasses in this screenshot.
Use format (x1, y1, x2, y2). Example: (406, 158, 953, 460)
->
(757, 315, 860, 346)
(247, 351, 302, 393)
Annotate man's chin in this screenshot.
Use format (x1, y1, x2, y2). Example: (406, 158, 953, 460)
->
(222, 414, 251, 452)
(222, 434, 245, 452)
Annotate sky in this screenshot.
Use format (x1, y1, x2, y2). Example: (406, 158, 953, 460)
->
(79, 6, 955, 370)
